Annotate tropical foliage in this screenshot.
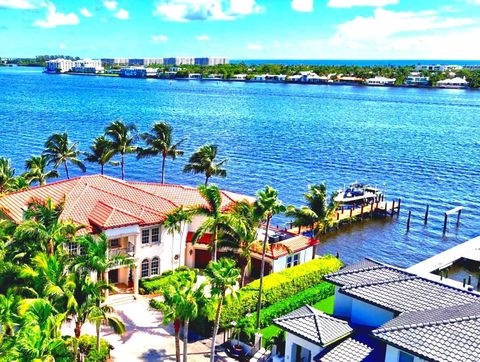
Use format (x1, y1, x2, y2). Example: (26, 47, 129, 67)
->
(183, 144, 227, 185)
(43, 132, 86, 179)
(104, 120, 137, 180)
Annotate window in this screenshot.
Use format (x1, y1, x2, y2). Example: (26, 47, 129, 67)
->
(141, 259, 149, 278)
(109, 238, 120, 248)
(67, 242, 78, 255)
(399, 351, 414, 362)
(151, 257, 159, 276)
(286, 253, 300, 268)
(151, 228, 160, 243)
(142, 229, 150, 244)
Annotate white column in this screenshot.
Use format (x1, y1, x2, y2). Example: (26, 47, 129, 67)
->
(133, 265, 139, 295)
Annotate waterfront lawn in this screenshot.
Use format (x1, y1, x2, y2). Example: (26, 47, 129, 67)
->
(312, 295, 335, 314)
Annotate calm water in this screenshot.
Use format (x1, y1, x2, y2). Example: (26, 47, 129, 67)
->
(1, 66, 480, 268)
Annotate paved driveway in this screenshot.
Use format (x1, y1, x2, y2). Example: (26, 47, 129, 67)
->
(79, 296, 234, 362)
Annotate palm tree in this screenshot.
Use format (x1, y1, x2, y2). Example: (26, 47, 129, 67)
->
(0, 288, 20, 337)
(137, 122, 185, 183)
(88, 301, 125, 352)
(104, 120, 137, 180)
(84, 135, 118, 175)
(0, 157, 16, 194)
(164, 206, 192, 270)
(188, 184, 241, 263)
(183, 144, 227, 185)
(23, 155, 59, 186)
(254, 186, 285, 329)
(204, 258, 240, 362)
(43, 132, 86, 179)
(219, 201, 262, 287)
(157, 269, 206, 362)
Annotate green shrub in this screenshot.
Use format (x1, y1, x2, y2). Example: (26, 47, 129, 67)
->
(243, 281, 335, 330)
(78, 335, 110, 362)
(217, 255, 342, 328)
(140, 266, 191, 294)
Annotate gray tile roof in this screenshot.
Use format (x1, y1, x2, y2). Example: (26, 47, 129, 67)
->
(317, 338, 373, 362)
(273, 305, 352, 347)
(342, 275, 480, 313)
(373, 302, 480, 362)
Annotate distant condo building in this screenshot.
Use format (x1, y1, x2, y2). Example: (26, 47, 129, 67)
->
(72, 59, 103, 74)
(163, 57, 195, 66)
(415, 64, 463, 72)
(46, 58, 73, 73)
(194, 57, 229, 66)
(128, 58, 163, 66)
(101, 58, 129, 66)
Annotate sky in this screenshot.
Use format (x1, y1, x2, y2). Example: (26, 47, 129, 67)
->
(1, 0, 480, 59)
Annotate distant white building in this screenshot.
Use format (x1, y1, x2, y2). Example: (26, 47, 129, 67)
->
(288, 71, 326, 83)
(194, 57, 229, 66)
(163, 57, 195, 66)
(101, 58, 128, 66)
(71, 59, 104, 73)
(366, 76, 396, 86)
(415, 64, 463, 72)
(232, 74, 247, 80)
(127, 58, 163, 66)
(436, 77, 469, 89)
(46, 58, 73, 73)
(404, 72, 430, 86)
(188, 73, 202, 79)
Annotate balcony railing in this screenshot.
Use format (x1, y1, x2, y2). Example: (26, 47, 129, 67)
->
(108, 243, 135, 258)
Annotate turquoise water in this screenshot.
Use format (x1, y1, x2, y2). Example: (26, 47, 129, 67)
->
(1, 66, 480, 267)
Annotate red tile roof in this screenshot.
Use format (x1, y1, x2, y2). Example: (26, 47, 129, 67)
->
(0, 175, 249, 232)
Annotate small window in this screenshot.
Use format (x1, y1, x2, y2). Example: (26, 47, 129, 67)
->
(151, 228, 159, 243)
(110, 238, 120, 248)
(293, 254, 300, 266)
(68, 242, 78, 255)
(141, 259, 149, 278)
(142, 229, 150, 244)
(286, 255, 292, 268)
(399, 351, 414, 362)
(151, 257, 159, 276)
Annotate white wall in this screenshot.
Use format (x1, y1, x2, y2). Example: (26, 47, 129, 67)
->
(385, 345, 426, 362)
(284, 332, 323, 362)
(350, 299, 395, 327)
(272, 247, 314, 273)
(333, 287, 353, 318)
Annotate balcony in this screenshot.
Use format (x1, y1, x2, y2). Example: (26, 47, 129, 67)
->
(108, 243, 135, 258)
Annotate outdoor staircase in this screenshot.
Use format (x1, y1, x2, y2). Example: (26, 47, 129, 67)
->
(106, 293, 136, 307)
(249, 348, 271, 362)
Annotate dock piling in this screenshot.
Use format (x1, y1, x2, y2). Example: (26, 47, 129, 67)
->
(443, 213, 448, 235)
(457, 209, 462, 227)
(407, 210, 412, 232)
(424, 205, 429, 225)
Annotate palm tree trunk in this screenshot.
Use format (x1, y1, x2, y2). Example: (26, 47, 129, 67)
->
(183, 319, 189, 362)
(256, 216, 271, 329)
(121, 152, 125, 180)
(174, 319, 181, 362)
(210, 294, 224, 362)
(161, 156, 166, 184)
(48, 238, 54, 256)
(96, 320, 101, 352)
(205, 175, 209, 186)
(212, 227, 218, 263)
(74, 321, 82, 361)
(64, 162, 70, 179)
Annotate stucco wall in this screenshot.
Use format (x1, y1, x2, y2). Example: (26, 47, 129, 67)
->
(333, 287, 353, 318)
(272, 247, 314, 273)
(350, 299, 395, 327)
(284, 332, 323, 362)
(385, 345, 425, 362)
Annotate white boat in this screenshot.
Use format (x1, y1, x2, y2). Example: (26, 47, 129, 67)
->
(334, 183, 383, 206)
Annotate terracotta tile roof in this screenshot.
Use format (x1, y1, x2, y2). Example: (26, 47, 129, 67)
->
(249, 234, 319, 260)
(0, 175, 251, 232)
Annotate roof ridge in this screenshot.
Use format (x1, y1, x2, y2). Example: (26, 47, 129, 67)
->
(94, 200, 144, 221)
(332, 264, 386, 276)
(342, 275, 417, 290)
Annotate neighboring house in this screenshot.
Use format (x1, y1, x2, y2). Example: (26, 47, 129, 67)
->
(46, 58, 73, 73)
(436, 77, 469, 89)
(273, 258, 480, 362)
(71, 59, 104, 74)
(232, 74, 247, 80)
(0, 175, 318, 294)
(365, 76, 396, 86)
(120, 66, 148, 78)
(188, 73, 202, 79)
(404, 73, 429, 86)
(288, 72, 326, 83)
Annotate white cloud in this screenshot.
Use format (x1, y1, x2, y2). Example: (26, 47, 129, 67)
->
(33, 2, 79, 28)
(114, 8, 128, 19)
(104, 0, 117, 10)
(332, 8, 473, 44)
(80, 7, 92, 17)
(153, 0, 262, 22)
(327, 0, 398, 7)
(59, 43, 66, 49)
(196, 34, 209, 41)
(291, 0, 313, 12)
(152, 34, 168, 42)
(247, 42, 263, 50)
(0, 0, 43, 9)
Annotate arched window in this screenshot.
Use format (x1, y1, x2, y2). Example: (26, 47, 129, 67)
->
(151, 257, 159, 276)
(141, 259, 149, 278)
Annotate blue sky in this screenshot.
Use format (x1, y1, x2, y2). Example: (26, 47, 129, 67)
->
(1, 0, 480, 59)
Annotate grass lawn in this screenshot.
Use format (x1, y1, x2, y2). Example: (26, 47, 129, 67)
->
(260, 295, 335, 347)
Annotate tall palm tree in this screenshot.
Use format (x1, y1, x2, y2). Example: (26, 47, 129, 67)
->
(137, 122, 185, 184)
(254, 186, 285, 329)
(84, 135, 118, 175)
(188, 184, 241, 263)
(0, 157, 16, 194)
(23, 155, 59, 186)
(164, 206, 192, 270)
(219, 201, 262, 287)
(204, 258, 240, 362)
(104, 120, 137, 180)
(183, 144, 227, 185)
(88, 301, 126, 352)
(43, 132, 86, 179)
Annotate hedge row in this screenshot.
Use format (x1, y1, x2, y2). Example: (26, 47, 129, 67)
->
(140, 266, 191, 294)
(217, 255, 342, 328)
(243, 281, 335, 330)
